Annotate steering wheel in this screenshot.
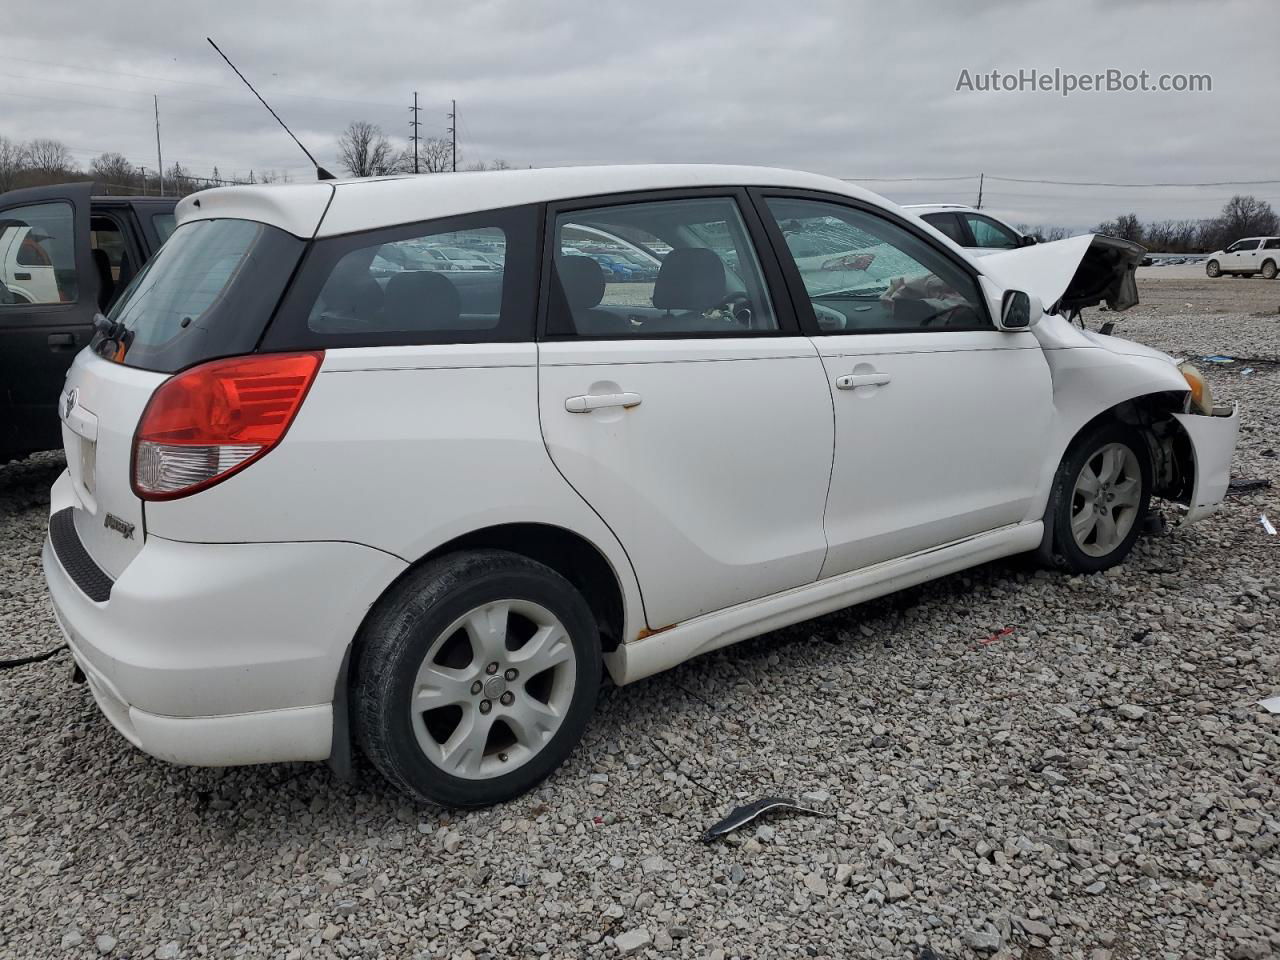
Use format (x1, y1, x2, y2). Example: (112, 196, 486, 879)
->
(717, 291, 755, 328)
(919, 302, 978, 328)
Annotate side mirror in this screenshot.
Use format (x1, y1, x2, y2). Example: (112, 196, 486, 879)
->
(998, 289, 1043, 330)
(1019, 234, 1040, 247)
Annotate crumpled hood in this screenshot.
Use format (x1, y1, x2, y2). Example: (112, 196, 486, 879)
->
(979, 233, 1146, 314)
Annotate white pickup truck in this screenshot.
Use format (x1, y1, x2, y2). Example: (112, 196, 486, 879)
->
(1205, 237, 1280, 279)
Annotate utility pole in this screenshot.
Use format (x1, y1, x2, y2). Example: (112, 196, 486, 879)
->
(975, 171, 984, 210)
(447, 99, 457, 172)
(154, 95, 164, 197)
(409, 91, 422, 174)
(139, 165, 147, 196)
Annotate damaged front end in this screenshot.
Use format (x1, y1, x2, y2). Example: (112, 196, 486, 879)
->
(981, 233, 1146, 315)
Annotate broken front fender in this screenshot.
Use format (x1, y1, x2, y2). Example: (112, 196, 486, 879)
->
(981, 234, 1146, 314)
(1174, 405, 1240, 523)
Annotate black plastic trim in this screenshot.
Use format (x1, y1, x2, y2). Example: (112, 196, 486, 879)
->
(49, 507, 114, 602)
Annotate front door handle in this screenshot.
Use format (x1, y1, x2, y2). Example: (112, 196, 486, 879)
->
(47, 333, 76, 350)
(565, 392, 642, 413)
(835, 372, 891, 390)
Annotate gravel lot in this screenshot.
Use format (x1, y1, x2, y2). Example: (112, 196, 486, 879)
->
(2, 276, 1277, 960)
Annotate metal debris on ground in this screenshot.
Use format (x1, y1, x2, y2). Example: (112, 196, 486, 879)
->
(0, 647, 63, 671)
(1226, 478, 1272, 495)
(978, 626, 1015, 646)
(1260, 515, 1277, 536)
(1258, 696, 1280, 715)
(701, 796, 830, 842)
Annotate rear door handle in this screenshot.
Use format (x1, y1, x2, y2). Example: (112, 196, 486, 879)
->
(835, 372, 891, 390)
(47, 333, 76, 350)
(565, 392, 642, 413)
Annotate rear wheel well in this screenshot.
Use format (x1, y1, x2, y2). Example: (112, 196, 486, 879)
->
(411, 524, 625, 653)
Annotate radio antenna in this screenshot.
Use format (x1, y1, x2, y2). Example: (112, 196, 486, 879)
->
(206, 37, 335, 181)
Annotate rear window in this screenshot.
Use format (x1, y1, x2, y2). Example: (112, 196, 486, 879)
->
(101, 218, 304, 373)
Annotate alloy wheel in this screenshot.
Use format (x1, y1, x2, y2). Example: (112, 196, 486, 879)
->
(1070, 442, 1143, 557)
(409, 599, 577, 779)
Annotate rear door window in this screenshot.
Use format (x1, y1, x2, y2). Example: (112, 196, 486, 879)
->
(0, 201, 78, 305)
(920, 212, 967, 245)
(264, 205, 539, 349)
(101, 218, 304, 372)
(547, 196, 776, 338)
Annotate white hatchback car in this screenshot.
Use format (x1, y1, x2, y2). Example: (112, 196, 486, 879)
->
(43, 165, 1239, 806)
(900, 203, 1035, 256)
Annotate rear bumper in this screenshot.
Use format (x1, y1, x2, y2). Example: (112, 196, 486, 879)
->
(43, 471, 406, 766)
(56, 615, 333, 766)
(1174, 405, 1240, 524)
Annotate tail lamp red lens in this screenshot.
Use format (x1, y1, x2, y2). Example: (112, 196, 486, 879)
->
(132, 352, 323, 500)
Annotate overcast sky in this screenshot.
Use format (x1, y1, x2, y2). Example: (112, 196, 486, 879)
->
(5, 0, 1276, 230)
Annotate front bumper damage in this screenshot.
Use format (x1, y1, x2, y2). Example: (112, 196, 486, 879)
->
(1173, 405, 1241, 523)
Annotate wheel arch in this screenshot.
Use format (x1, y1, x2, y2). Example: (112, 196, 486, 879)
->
(328, 521, 633, 779)
(1036, 390, 1195, 561)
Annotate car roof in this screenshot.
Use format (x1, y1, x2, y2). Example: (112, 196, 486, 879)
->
(175, 164, 894, 239)
(900, 203, 977, 213)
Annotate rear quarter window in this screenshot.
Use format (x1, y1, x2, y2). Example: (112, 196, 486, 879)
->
(101, 218, 304, 373)
(262, 204, 539, 350)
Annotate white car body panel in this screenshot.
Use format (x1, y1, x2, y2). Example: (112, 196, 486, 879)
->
(143, 343, 647, 645)
(58, 351, 167, 578)
(538, 337, 833, 627)
(43, 164, 1242, 774)
(1174, 407, 1240, 522)
(612, 521, 1043, 684)
(811, 327, 1051, 575)
(176, 165, 899, 239)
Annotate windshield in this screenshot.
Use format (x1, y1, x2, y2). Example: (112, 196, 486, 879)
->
(100, 218, 304, 372)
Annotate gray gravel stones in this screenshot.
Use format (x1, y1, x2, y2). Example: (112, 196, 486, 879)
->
(2, 285, 1279, 958)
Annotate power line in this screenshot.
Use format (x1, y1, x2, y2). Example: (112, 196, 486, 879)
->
(843, 173, 1280, 189)
(0, 54, 408, 109)
(987, 174, 1280, 189)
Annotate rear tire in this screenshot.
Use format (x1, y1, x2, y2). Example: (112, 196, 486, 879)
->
(352, 549, 601, 807)
(1262, 260, 1277, 280)
(1044, 422, 1151, 574)
(1206, 260, 1221, 277)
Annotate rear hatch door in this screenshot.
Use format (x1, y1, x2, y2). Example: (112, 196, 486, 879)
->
(57, 213, 307, 582)
(59, 350, 167, 578)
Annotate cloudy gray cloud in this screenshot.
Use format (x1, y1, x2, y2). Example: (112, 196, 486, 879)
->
(4, 0, 1275, 229)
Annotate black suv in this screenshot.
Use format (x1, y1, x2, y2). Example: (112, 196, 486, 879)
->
(0, 183, 176, 462)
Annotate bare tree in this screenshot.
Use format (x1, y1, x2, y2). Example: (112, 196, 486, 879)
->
(417, 136, 454, 173)
(0, 136, 27, 192)
(338, 121, 397, 177)
(1093, 212, 1144, 244)
(91, 152, 136, 194)
(1213, 195, 1278, 245)
(25, 138, 75, 177)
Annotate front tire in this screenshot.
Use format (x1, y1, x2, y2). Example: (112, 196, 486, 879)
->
(1206, 260, 1221, 277)
(1045, 422, 1151, 573)
(352, 550, 601, 807)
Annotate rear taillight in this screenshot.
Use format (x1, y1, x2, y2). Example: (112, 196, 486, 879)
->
(132, 352, 323, 500)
